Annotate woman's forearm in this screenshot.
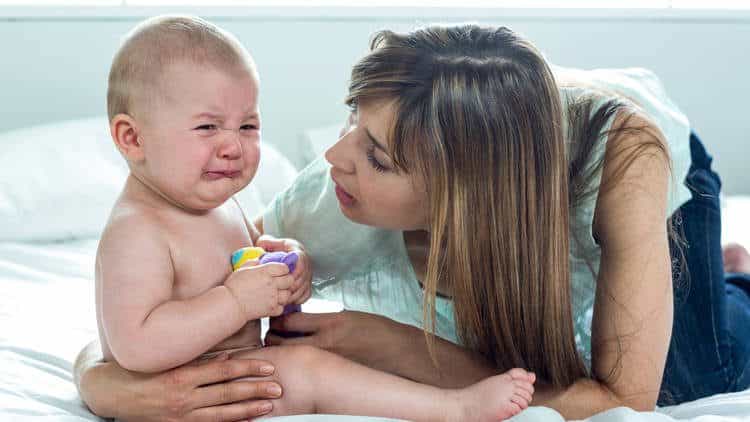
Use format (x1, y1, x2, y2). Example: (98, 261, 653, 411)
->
(381, 322, 500, 388)
(532, 377, 640, 420)
(74, 340, 119, 418)
(383, 323, 638, 419)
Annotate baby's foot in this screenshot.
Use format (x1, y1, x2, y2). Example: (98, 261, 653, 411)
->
(723, 243, 750, 273)
(447, 368, 535, 422)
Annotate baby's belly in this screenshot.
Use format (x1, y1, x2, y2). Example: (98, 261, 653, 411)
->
(204, 320, 262, 356)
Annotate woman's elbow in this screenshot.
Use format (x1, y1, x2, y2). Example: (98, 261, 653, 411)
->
(624, 396, 658, 412)
(609, 387, 659, 412)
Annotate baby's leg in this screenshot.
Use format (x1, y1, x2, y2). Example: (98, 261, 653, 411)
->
(232, 345, 534, 421)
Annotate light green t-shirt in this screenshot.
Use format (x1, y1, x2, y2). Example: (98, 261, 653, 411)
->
(263, 66, 692, 367)
(263, 154, 460, 344)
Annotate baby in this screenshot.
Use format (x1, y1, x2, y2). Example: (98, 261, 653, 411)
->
(96, 15, 535, 421)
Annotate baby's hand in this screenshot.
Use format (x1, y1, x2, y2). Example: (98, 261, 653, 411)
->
(255, 235, 313, 305)
(225, 262, 294, 320)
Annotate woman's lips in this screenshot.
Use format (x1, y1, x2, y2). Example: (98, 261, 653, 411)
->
(334, 184, 356, 207)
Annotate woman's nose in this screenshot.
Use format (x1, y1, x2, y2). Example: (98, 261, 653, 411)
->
(324, 130, 355, 174)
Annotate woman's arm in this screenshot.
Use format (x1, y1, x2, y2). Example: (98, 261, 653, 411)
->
(534, 113, 673, 416)
(74, 340, 284, 421)
(266, 310, 499, 388)
(267, 311, 637, 419)
(267, 112, 673, 419)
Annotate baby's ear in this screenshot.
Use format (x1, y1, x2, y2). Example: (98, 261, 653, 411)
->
(110, 114, 144, 162)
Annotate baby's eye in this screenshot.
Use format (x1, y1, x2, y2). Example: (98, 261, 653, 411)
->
(239, 124, 259, 131)
(194, 124, 219, 132)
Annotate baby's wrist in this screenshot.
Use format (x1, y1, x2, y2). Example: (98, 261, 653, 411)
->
(222, 284, 249, 321)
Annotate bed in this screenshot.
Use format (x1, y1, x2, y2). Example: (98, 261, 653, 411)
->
(1, 118, 749, 421)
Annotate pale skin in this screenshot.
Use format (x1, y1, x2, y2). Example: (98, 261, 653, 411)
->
(98, 60, 305, 372)
(78, 76, 750, 418)
(266, 101, 675, 418)
(87, 59, 536, 421)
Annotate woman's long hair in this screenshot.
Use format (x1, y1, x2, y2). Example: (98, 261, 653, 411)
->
(345, 24, 671, 387)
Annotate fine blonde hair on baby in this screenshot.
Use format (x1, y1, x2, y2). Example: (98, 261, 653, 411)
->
(107, 14, 257, 121)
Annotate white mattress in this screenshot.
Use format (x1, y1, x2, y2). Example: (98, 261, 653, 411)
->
(1, 197, 750, 421)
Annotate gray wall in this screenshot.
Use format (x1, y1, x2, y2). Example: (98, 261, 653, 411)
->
(1, 7, 748, 192)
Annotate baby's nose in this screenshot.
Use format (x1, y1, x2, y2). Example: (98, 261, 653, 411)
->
(219, 132, 242, 159)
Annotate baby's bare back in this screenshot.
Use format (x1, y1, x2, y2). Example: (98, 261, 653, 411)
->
(96, 194, 261, 366)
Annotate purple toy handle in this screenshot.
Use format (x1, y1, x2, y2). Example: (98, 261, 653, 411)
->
(259, 251, 301, 315)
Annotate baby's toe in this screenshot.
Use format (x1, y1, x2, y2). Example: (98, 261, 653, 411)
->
(507, 368, 530, 381)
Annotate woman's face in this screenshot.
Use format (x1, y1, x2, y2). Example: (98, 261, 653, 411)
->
(324, 100, 429, 231)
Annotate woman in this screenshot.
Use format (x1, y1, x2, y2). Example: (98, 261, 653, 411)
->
(75, 24, 750, 420)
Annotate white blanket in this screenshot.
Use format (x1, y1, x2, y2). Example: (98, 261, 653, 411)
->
(2, 198, 750, 421)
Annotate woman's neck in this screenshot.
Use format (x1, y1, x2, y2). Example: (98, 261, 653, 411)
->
(403, 230, 452, 298)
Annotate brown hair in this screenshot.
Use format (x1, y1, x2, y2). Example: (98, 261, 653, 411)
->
(345, 24, 673, 387)
(107, 15, 256, 121)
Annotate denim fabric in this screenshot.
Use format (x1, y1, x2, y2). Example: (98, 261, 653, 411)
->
(658, 133, 750, 405)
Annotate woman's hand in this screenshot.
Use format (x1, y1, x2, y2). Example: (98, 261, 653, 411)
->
(255, 234, 312, 305)
(75, 341, 284, 421)
(264, 311, 403, 369)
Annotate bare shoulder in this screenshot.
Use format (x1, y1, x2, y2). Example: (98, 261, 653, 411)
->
(97, 199, 172, 275)
(593, 109, 671, 244)
(605, 107, 669, 161)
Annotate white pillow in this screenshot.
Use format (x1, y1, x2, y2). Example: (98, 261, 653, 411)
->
(0, 117, 296, 242)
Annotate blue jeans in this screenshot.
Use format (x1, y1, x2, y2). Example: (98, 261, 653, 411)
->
(657, 132, 750, 406)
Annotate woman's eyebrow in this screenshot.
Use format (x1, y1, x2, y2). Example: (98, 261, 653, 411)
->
(365, 128, 388, 153)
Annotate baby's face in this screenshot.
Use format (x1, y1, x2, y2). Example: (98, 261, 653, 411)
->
(136, 61, 261, 211)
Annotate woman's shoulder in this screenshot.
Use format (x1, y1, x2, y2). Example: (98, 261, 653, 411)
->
(557, 64, 692, 214)
(556, 65, 690, 135)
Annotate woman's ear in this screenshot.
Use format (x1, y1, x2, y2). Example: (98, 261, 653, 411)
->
(110, 114, 145, 162)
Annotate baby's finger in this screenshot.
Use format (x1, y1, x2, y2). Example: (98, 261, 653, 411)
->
(259, 262, 290, 277)
(298, 288, 312, 305)
(275, 274, 295, 290)
(256, 235, 287, 252)
(288, 286, 306, 304)
(278, 289, 291, 305)
(289, 276, 306, 293)
(269, 304, 285, 317)
(236, 259, 260, 270)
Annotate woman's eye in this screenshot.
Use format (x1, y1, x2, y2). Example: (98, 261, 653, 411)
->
(366, 145, 387, 173)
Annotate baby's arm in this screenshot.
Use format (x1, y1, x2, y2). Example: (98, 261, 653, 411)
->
(98, 214, 247, 373)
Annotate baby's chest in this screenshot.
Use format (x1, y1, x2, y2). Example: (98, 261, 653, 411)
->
(169, 217, 251, 299)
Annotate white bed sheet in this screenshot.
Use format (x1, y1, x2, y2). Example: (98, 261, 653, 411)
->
(1, 197, 750, 421)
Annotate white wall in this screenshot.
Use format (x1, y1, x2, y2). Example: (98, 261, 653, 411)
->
(1, 7, 749, 193)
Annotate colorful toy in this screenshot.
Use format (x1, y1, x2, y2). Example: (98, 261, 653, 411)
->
(230, 246, 302, 315)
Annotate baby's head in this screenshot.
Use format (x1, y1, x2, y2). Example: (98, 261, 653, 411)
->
(108, 15, 261, 212)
